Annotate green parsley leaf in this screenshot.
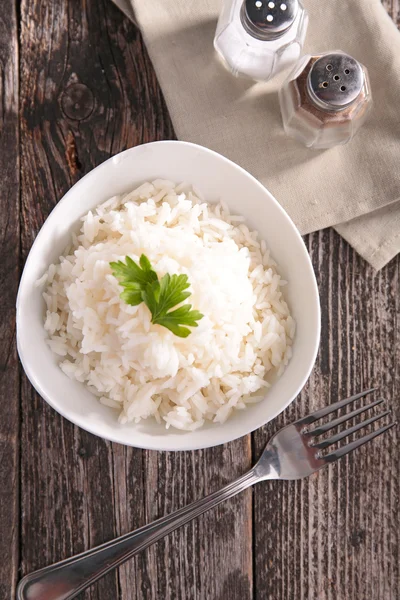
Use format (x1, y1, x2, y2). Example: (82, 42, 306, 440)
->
(110, 255, 158, 289)
(110, 254, 159, 306)
(153, 305, 204, 338)
(120, 283, 143, 306)
(140, 279, 161, 315)
(152, 273, 191, 320)
(139, 254, 153, 272)
(110, 254, 203, 337)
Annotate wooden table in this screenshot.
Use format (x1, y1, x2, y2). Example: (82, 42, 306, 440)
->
(1, 1, 399, 598)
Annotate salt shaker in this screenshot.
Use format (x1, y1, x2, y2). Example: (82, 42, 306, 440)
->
(214, 0, 308, 81)
(279, 51, 372, 149)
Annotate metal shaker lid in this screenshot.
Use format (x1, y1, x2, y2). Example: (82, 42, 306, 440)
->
(242, 0, 299, 39)
(307, 53, 365, 111)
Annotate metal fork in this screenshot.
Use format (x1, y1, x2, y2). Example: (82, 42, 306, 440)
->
(17, 389, 396, 600)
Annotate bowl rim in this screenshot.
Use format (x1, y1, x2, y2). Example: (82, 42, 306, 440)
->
(17, 140, 321, 451)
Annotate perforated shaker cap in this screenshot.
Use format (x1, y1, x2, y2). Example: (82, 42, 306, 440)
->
(307, 53, 365, 111)
(242, 0, 299, 39)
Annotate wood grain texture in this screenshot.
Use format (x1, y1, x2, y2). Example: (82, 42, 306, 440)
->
(0, 0, 20, 599)
(253, 233, 399, 600)
(1, 0, 398, 599)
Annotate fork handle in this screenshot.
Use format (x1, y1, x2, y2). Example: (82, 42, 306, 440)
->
(17, 468, 260, 600)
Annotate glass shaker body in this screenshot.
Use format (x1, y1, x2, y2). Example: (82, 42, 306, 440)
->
(214, 0, 308, 81)
(279, 52, 372, 149)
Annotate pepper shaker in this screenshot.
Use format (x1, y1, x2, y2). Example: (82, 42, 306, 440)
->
(214, 0, 308, 81)
(279, 51, 373, 149)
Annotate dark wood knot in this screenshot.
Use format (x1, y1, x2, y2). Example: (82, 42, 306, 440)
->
(350, 529, 366, 548)
(77, 446, 88, 458)
(61, 83, 94, 121)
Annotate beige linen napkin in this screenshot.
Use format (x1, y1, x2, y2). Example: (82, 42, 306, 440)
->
(113, 0, 400, 269)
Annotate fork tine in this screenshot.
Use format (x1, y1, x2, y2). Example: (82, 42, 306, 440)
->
(322, 422, 396, 463)
(311, 409, 391, 450)
(296, 388, 377, 426)
(306, 399, 384, 437)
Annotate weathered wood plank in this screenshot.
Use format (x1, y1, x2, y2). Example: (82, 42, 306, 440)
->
(115, 442, 253, 600)
(18, 1, 252, 599)
(253, 230, 399, 600)
(0, 0, 20, 598)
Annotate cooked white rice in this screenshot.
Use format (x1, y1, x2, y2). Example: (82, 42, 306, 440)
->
(40, 180, 295, 431)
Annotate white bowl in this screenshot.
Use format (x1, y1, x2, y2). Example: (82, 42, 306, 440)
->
(17, 141, 320, 451)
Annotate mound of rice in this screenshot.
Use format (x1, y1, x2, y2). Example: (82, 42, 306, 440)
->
(39, 180, 295, 431)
